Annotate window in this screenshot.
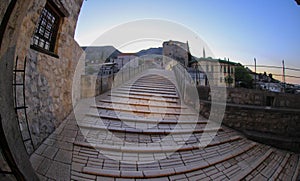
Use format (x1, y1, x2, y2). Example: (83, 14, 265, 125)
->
(224, 66, 227, 73)
(266, 96, 274, 107)
(30, 2, 61, 56)
(211, 65, 214, 72)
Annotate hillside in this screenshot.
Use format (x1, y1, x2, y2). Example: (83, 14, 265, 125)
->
(81, 46, 121, 63)
(136, 47, 163, 56)
(81, 46, 163, 64)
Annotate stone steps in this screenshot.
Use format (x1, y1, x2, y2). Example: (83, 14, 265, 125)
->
(121, 85, 176, 91)
(90, 105, 195, 116)
(108, 94, 179, 103)
(97, 99, 188, 109)
(111, 90, 180, 99)
(85, 113, 206, 124)
(73, 136, 242, 153)
(78, 123, 222, 135)
(276, 154, 300, 181)
(292, 156, 300, 181)
(132, 82, 175, 87)
(125, 84, 176, 90)
(268, 152, 291, 180)
(116, 87, 177, 95)
(81, 143, 257, 178)
(68, 71, 300, 180)
(230, 149, 273, 180)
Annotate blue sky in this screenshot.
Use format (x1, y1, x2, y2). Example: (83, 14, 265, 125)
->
(75, 0, 300, 84)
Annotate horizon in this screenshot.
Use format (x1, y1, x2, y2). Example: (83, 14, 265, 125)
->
(75, 0, 300, 84)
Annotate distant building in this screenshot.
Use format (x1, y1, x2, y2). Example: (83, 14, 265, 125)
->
(98, 62, 118, 76)
(258, 82, 284, 93)
(187, 67, 206, 86)
(113, 53, 138, 70)
(197, 57, 237, 87)
(163, 40, 190, 67)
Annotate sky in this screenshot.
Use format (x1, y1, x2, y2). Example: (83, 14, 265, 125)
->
(75, 0, 300, 84)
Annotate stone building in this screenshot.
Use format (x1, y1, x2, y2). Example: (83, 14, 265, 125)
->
(163, 40, 190, 67)
(0, 0, 84, 179)
(198, 57, 237, 87)
(113, 52, 138, 70)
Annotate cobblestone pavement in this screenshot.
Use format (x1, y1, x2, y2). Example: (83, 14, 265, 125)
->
(30, 70, 300, 180)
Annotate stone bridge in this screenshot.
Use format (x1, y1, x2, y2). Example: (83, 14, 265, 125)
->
(28, 69, 300, 180)
(1, 1, 300, 180)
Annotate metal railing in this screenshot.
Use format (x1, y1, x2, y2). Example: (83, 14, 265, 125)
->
(13, 56, 34, 155)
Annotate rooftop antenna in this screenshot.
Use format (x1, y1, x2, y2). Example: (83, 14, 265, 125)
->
(203, 47, 206, 58)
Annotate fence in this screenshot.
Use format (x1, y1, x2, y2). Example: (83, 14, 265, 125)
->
(81, 61, 148, 98)
(244, 63, 300, 85)
(172, 64, 199, 107)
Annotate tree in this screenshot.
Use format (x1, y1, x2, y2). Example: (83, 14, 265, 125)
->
(225, 75, 234, 87)
(235, 66, 253, 88)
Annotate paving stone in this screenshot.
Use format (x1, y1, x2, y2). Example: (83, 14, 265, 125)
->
(116, 178, 136, 181)
(71, 162, 85, 172)
(42, 146, 59, 159)
(121, 170, 144, 178)
(71, 170, 97, 180)
(54, 141, 73, 151)
(136, 177, 169, 181)
(30, 153, 44, 170)
(36, 157, 52, 175)
(83, 167, 121, 177)
(35, 144, 48, 155)
(71, 175, 94, 181)
(54, 149, 73, 164)
(169, 173, 188, 180)
(36, 173, 48, 181)
(96, 176, 115, 181)
(46, 161, 71, 180)
(187, 173, 208, 181)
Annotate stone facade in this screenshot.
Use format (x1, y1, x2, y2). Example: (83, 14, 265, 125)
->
(198, 86, 300, 108)
(0, 0, 84, 179)
(81, 75, 114, 98)
(17, 0, 84, 150)
(163, 40, 189, 67)
(197, 58, 237, 87)
(198, 87, 300, 152)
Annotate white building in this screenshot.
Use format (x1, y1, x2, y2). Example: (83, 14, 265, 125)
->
(258, 82, 284, 93)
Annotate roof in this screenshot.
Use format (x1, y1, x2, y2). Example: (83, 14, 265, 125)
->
(198, 57, 238, 65)
(118, 53, 137, 56)
(163, 40, 188, 47)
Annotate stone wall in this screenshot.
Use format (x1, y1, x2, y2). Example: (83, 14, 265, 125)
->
(198, 86, 300, 108)
(0, 0, 83, 179)
(81, 75, 114, 98)
(21, 0, 84, 149)
(0, 0, 10, 23)
(198, 87, 300, 152)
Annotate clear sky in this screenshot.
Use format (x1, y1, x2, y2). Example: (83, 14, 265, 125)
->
(75, 0, 300, 84)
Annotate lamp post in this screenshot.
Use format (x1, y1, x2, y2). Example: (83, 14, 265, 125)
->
(254, 58, 257, 89)
(282, 60, 286, 91)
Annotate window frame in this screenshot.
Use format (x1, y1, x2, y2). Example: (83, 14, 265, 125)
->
(30, 1, 69, 58)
